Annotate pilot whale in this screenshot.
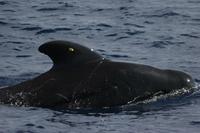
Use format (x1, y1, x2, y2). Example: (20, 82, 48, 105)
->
(0, 40, 194, 109)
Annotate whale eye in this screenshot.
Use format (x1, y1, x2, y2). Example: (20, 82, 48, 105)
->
(68, 47, 75, 52)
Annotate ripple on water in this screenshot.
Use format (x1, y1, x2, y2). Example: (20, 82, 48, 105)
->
(74, 13, 85, 16)
(77, 27, 93, 31)
(0, 1, 7, 5)
(124, 23, 145, 28)
(63, 3, 74, 8)
(36, 27, 72, 35)
(125, 31, 145, 36)
(155, 11, 181, 17)
(36, 29, 56, 35)
(25, 123, 45, 129)
(96, 49, 106, 53)
(144, 8, 189, 18)
(25, 123, 35, 127)
(115, 36, 129, 41)
(103, 53, 129, 58)
(2, 9, 16, 13)
(109, 54, 129, 58)
(97, 23, 112, 28)
(5, 41, 24, 45)
(188, 0, 200, 3)
(190, 121, 200, 125)
(13, 48, 22, 51)
(105, 33, 118, 37)
(37, 7, 59, 12)
(36, 3, 74, 12)
(180, 34, 200, 39)
(0, 21, 8, 25)
(21, 27, 42, 31)
(144, 21, 154, 24)
(16, 55, 32, 58)
(150, 40, 182, 48)
(192, 18, 200, 22)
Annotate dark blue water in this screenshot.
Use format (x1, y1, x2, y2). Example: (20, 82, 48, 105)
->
(0, 0, 200, 132)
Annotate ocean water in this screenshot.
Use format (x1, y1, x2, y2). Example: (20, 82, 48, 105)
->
(0, 0, 200, 132)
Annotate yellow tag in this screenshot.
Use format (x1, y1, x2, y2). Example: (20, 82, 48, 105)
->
(68, 48, 74, 52)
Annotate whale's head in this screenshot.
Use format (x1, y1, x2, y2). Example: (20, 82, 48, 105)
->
(166, 70, 195, 89)
(179, 72, 195, 89)
(39, 40, 103, 67)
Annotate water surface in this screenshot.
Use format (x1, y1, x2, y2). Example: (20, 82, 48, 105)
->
(0, 0, 200, 132)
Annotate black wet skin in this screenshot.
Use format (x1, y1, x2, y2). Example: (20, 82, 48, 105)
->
(0, 41, 194, 109)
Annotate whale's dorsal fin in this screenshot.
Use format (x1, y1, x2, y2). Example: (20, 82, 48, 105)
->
(39, 40, 102, 66)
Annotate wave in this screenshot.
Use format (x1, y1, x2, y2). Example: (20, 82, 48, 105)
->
(0, 21, 8, 25)
(150, 40, 184, 48)
(143, 8, 189, 18)
(0, 1, 8, 5)
(16, 55, 32, 58)
(22, 27, 42, 31)
(37, 7, 59, 12)
(97, 23, 112, 28)
(180, 34, 199, 38)
(36, 27, 72, 35)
